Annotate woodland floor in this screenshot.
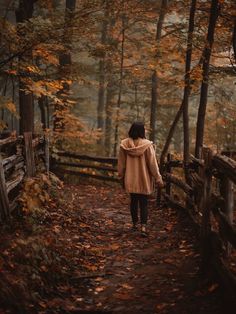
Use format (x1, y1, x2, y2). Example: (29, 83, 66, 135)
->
(0, 181, 230, 313)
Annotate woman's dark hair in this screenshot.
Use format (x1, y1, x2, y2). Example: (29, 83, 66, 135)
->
(128, 122, 146, 139)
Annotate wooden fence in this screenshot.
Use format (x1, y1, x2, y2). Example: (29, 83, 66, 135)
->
(0, 132, 49, 221)
(52, 151, 118, 182)
(161, 147, 236, 298)
(2, 140, 235, 297)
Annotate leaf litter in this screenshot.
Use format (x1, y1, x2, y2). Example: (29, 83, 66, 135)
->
(0, 182, 224, 313)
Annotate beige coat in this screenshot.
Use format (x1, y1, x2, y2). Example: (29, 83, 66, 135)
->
(118, 138, 163, 195)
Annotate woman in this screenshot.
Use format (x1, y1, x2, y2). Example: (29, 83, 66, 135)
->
(118, 122, 163, 236)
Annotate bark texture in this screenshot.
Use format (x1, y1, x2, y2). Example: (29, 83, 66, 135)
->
(195, 0, 220, 158)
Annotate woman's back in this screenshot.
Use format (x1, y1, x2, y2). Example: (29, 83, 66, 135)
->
(117, 122, 163, 235)
(118, 137, 161, 195)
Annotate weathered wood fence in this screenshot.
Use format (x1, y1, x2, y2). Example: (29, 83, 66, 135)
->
(52, 151, 118, 182)
(0, 132, 49, 221)
(2, 140, 235, 297)
(162, 147, 236, 298)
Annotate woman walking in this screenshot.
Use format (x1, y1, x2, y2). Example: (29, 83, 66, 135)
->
(118, 122, 163, 236)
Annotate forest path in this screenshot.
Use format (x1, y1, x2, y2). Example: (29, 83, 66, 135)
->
(0, 182, 224, 314)
(64, 183, 223, 314)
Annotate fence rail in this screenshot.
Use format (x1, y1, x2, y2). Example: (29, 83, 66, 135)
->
(0, 132, 49, 221)
(161, 147, 236, 298)
(53, 151, 119, 182)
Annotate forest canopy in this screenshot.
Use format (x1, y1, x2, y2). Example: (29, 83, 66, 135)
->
(0, 0, 235, 158)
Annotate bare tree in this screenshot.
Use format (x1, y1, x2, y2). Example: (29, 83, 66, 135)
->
(183, 0, 197, 180)
(97, 1, 108, 148)
(160, 0, 197, 169)
(195, 0, 220, 158)
(113, 2, 125, 156)
(150, 0, 168, 143)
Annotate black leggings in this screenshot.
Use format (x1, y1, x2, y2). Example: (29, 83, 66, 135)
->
(130, 193, 148, 225)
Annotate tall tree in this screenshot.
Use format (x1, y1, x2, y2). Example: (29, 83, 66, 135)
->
(15, 0, 35, 135)
(104, 80, 115, 156)
(195, 0, 220, 158)
(54, 0, 76, 132)
(183, 0, 197, 178)
(160, 0, 197, 168)
(150, 70, 157, 142)
(113, 2, 126, 156)
(97, 1, 108, 148)
(38, 96, 47, 130)
(150, 0, 168, 143)
(104, 7, 116, 157)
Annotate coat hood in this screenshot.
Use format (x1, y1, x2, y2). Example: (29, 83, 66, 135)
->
(120, 138, 153, 157)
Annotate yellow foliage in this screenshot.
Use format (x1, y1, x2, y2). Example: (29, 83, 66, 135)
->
(19, 172, 63, 214)
(26, 65, 41, 74)
(5, 101, 18, 115)
(0, 120, 6, 131)
(0, 96, 19, 118)
(33, 44, 61, 66)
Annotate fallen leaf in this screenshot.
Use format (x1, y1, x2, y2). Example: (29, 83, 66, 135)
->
(121, 283, 134, 290)
(95, 286, 105, 292)
(164, 258, 175, 265)
(208, 283, 219, 292)
(156, 303, 168, 310)
(110, 243, 120, 250)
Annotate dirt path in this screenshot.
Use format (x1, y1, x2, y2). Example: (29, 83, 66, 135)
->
(63, 183, 223, 314)
(0, 182, 224, 313)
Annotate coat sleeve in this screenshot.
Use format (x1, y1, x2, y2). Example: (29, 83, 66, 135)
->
(146, 145, 163, 184)
(118, 146, 126, 179)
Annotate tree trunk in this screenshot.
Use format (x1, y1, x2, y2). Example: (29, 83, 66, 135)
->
(66, 0, 76, 10)
(1, 76, 8, 121)
(54, 0, 76, 132)
(105, 80, 115, 156)
(156, 0, 168, 41)
(195, 0, 220, 158)
(160, 0, 215, 169)
(160, 101, 184, 169)
(46, 98, 50, 129)
(233, 18, 236, 64)
(19, 82, 34, 134)
(104, 14, 116, 157)
(134, 84, 140, 120)
(183, 0, 197, 180)
(38, 96, 47, 130)
(15, 0, 35, 135)
(60, 0, 76, 76)
(97, 2, 108, 147)
(11, 76, 16, 131)
(150, 70, 157, 142)
(150, 0, 168, 143)
(113, 9, 125, 156)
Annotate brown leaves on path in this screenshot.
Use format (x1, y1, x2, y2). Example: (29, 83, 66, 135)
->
(0, 182, 223, 314)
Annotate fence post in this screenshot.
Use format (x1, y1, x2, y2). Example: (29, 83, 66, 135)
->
(200, 147, 213, 273)
(219, 175, 234, 256)
(0, 156, 10, 220)
(24, 132, 36, 177)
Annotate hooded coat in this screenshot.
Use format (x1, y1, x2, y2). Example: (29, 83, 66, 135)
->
(117, 137, 163, 195)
